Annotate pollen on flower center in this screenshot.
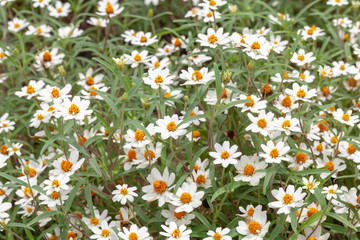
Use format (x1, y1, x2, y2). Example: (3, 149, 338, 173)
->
(300, 73, 306, 80)
(153, 180, 167, 193)
(57, 7, 62, 12)
(209, 0, 216, 6)
(331, 136, 338, 144)
(101, 229, 110, 237)
(106, 1, 114, 14)
(322, 86, 329, 96)
(172, 229, 181, 238)
(257, 118, 267, 129)
(296, 152, 307, 163)
(154, 61, 160, 68)
(251, 41, 260, 49)
(36, 27, 42, 34)
(86, 76, 94, 85)
(283, 72, 289, 79)
(196, 174, 206, 184)
(120, 188, 128, 195)
(245, 96, 254, 107)
(174, 211, 186, 219)
(144, 150, 155, 160)
(167, 121, 177, 131)
(316, 143, 323, 152)
(127, 149, 137, 161)
(129, 232, 138, 240)
(192, 70, 203, 81)
(43, 51, 52, 61)
(24, 187, 32, 198)
(213, 232, 222, 240)
(307, 237, 317, 240)
(297, 89, 306, 98)
(135, 129, 146, 141)
(247, 207, 255, 216)
(208, 34, 218, 44)
(155, 75, 163, 83)
(244, 164, 255, 175)
(78, 136, 87, 146)
(282, 193, 293, 204)
(325, 161, 334, 171)
(90, 217, 99, 225)
(348, 78, 357, 87)
(51, 88, 60, 98)
(140, 36, 147, 42)
(270, 148, 279, 158)
(37, 114, 44, 120)
(67, 232, 77, 239)
(193, 130, 201, 138)
(221, 151, 229, 159)
(52, 179, 59, 187)
(174, 38, 182, 47)
(307, 183, 314, 190)
(51, 191, 59, 199)
(348, 144, 356, 154)
(207, 11, 213, 17)
(134, 54, 142, 62)
(248, 221, 261, 234)
(342, 113, 350, 121)
(180, 192, 192, 203)
(297, 54, 305, 61)
(340, 64, 345, 70)
(27, 85, 35, 94)
(61, 160, 73, 172)
(282, 120, 291, 128)
(307, 208, 318, 218)
(282, 95, 292, 107)
(68, 104, 80, 115)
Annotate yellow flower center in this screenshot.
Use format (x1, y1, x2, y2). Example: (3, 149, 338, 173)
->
(27, 85, 35, 94)
(257, 118, 267, 129)
(127, 149, 137, 161)
(300, 73, 306, 80)
(134, 54, 141, 62)
(325, 161, 334, 171)
(248, 221, 261, 234)
(36, 27, 42, 34)
(207, 11, 213, 17)
(213, 233, 222, 240)
(247, 207, 255, 216)
(135, 129, 145, 141)
(296, 152, 307, 163)
(308, 237, 317, 240)
(283, 193, 293, 204)
(27, 207, 32, 213)
(316, 143, 323, 152)
(129, 232, 138, 240)
(172, 229, 181, 238)
(106, 1, 114, 14)
(14, 23, 20, 28)
(51, 179, 60, 188)
(297, 54, 305, 61)
(167, 121, 177, 131)
(342, 113, 350, 121)
(140, 36, 147, 42)
(221, 151, 229, 159)
(282, 95, 292, 107)
(283, 72, 289, 79)
(251, 41, 260, 49)
(51, 191, 59, 199)
(209, 0, 216, 6)
(37, 114, 44, 120)
(348, 144, 356, 154)
(90, 217, 99, 225)
(282, 120, 291, 128)
(192, 70, 203, 81)
(43, 51, 52, 61)
(89, 86, 98, 96)
(297, 89, 306, 98)
(68, 104, 80, 115)
(174, 38, 182, 47)
(307, 183, 314, 190)
(155, 75, 163, 83)
(208, 34, 218, 44)
(101, 229, 110, 237)
(331, 136, 338, 144)
(61, 160, 72, 172)
(120, 188, 128, 195)
(24, 187, 32, 198)
(244, 164, 255, 175)
(340, 64, 345, 70)
(196, 174, 206, 184)
(245, 96, 254, 107)
(51, 88, 60, 98)
(57, 7, 62, 12)
(154, 61, 160, 68)
(153, 180, 167, 193)
(174, 211, 186, 219)
(180, 192, 192, 203)
(86, 76, 94, 85)
(307, 208, 318, 218)
(192, 130, 201, 138)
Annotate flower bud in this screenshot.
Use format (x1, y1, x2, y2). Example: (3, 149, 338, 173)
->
(148, 9, 153, 18)
(121, 92, 128, 103)
(222, 71, 232, 84)
(58, 65, 66, 76)
(144, 102, 151, 110)
(248, 60, 255, 70)
(13, 48, 19, 55)
(24, 164, 30, 175)
(183, 95, 189, 102)
(228, 4, 237, 13)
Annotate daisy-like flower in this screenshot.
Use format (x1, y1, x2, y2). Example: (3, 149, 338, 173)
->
(290, 49, 316, 66)
(38, 84, 72, 102)
(179, 67, 215, 85)
(237, 94, 267, 113)
(199, 0, 227, 10)
(143, 68, 175, 90)
(234, 155, 267, 186)
(15, 80, 45, 99)
(135, 142, 163, 168)
(132, 31, 158, 46)
(50, 150, 85, 176)
(339, 141, 360, 162)
(204, 228, 231, 240)
(145, 56, 171, 70)
(332, 61, 351, 76)
(56, 96, 93, 121)
(43, 174, 70, 195)
(241, 35, 272, 60)
(0, 113, 15, 133)
(302, 175, 320, 194)
(171, 36, 188, 50)
(333, 17, 353, 28)
(260, 141, 290, 164)
(91, 221, 117, 240)
(186, 48, 212, 67)
(273, 115, 301, 135)
(48, 1, 71, 18)
(29, 110, 51, 128)
(58, 26, 83, 39)
(209, 141, 242, 168)
(181, 107, 206, 126)
(299, 25, 325, 41)
(297, 227, 330, 240)
(343, 77, 359, 92)
(322, 184, 342, 200)
(316, 156, 346, 179)
(270, 35, 288, 54)
(196, 27, 230, 48)
(8, 17, 29, 32)
(81, 84, 109, 100)
(32, 0, 50, 8)
(161, 204, 195, 226)
(274, 94, 298, 114)
(142, 167, 175, 206)
(269, 185, 306, 214)
(144, 0, 163, 6)
(245, 110, 274, 136)
(118, 224, 150, 240)
(33, 48, 65, 71)
(327, 0, 348, 6)
(97, 0, 124, 18)
(199, 8, 221, 23)
(83, 209, 111, 231)
(188, 169, 211, 189)
(155, 115, 189, 140)
(112, 184, 138, 205)
(124, 123, 155, 149)
(124, 50, 150, 68)
(78, 68, 104, 89)
(170, 182, 204, 213)
(333, 109, 359, 126)
(285, 83, 317, 102)
(25, 24, 52, 37)
(296, 70, 315, 83)
(160, 221, 192, 240)
(236, 209, 270, 240)
(87, 17, 109, 28)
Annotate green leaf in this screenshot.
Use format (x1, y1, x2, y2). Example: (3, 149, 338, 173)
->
(64, 178, 85, 213)
(85, 185, 95, 217)
(26, 211, 62, 227)
(211, 187, 227, 202)
(327, 212, 357, 231)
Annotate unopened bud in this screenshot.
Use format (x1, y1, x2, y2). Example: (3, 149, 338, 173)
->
(183, 95, 189, 102)
(248, 60, 255, 70)
(148, 9, 153, 18)
(24, 164, 30, 175)
(14, 48, 19, 55)
(121, 92, 128, 103)
(144, 102, 151, 110)
(58, 65, 66, 76)
(132, 82, 135, 86)
(228, 4, 237, 13)
(348, 56, 352, 62)
(222, 71, 232, 84)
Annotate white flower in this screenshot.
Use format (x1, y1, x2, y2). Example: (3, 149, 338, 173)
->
(333, 109, 359, 126)
(8, 17, 29, 32)
(241, 35, 272, 60)
(236, 209, 270, 240)
(204, 228, 231, 240)
(29, 110, 51, 128)
(15, 80, 45, 99)
(285, 83, 317, 102)
(161, 205, 195, 226)
(124, 123, 155, 149)
(33, 48, 65, 71)
(97, 0, 124, 18)
(327, 0, 348, 6)
(112, 184, 138, 205)
(272, 115, 301, 135)
(170, 182, 204, 213)
(48, 1, 71, 18)
(237, 94, 267, 113)
(209, 141, 242, 168)
(25, 24, 52, 37)
(87, 17, 109, 28)
(83, 209, 111, 231)
(160, 222, 192, 240)
(124, 50, 151, 68)
(118, 224, 151, 240)
(269, 185, 306, 214)
(142, 167, 175, 206)
(56, 96, 93, 121)
(234, 155, 267, 186)
(43, 174, 70, 195)
(270, 35, 288, 54)
(290, 49, 316, 66)
(155, 115, 189, 139)
(180, 107, 206, 126)
(260, 141, 290, 164)
(199, 0, 227, 10)
(143, 68, 175, 89)
(90, 221, 117, 240)
(38, 84, 72, 102)
(0, 113, 15, 133)
(78, 68, 105, 89)
(50, 150, 85, 176)
(298, 25, 325, 41)
(58, 26, 83, 39)
(196, 27, 230, 48)
(245, 110, 274, 136)
(131, 31, 158, 46)
(33, 0, 50, 8)
(321, 184, 341, 200)
(180, 67, 215, 85)
(297, 227, 330, 240)
(302, 175, 319, 194)
(316, 156, 346, 179)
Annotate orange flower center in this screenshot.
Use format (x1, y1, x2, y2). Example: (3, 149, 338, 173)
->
(297, 54, 305, 61)
(297, 89, 306, 98)
(296, 152, 307, 163)
(140, 36, 147, 42)
(37, 114, 44, 120)
(174, 38, 182, 47)
(248, 221, 261, 234)
(28, 168, 37, 177)
(208, 34, 218, 44)
(127, 149, 137, 161)
(192, 130, 201, 138)
(155, 75, 163, 83)
(43, 51, 52, 61)
(244, 164, 255, 175)
(27, 85, 35, 94)
(340, 64, 345, 70)
(348, 144, 356, 154)
(282, 95, 292, 107)
(348, 78, 357, 87)
(67, 232, 77, 240)
(51, 191, 59, 199)
(196, 174, 206, 184)
(106, 2, 114, 14)
(325, 161, 334, 171)
(213, 233, 222, 240)
(90, 217, 99, 225)
(144, 150, 155, 160)
(318, 121, 329, 132)
(245, 96, 254, 107)
(153, 180, 167, 193)
(134, 54, 141, 62)
(247, 207, 255, 216)
(135, 129, 145, 141)
(331, 136, 338, 144)
(68, 104, 80, 115)
(51, 88, 60, 98)
(221, 151, 229, 159)
(129, 232, 138, 240)
(61, 160, 72, 172)
(192, 70, 203, 81)
(174, 211, 186, 219)
(120, 188, 128, 195)
(282, 120, 291, 128)
(283, 193, 293, 204)
(316, 143, 323, 152)
(257, 118, 267, 129)
(251, 41, 260, 49)
(89, 86, 98, 96)
(167, 121, 177, 131)
(172, 229, 181, 238)
(307, 208, 318, 218)
(180, 192, 192, 203)
(270, 148, 279, 158)
(101, 229, 110, 237)
(86, 76, 94, 85)
(342, 113, 350, 121)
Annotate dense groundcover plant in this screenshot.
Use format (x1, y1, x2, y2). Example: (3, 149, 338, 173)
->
(1, 0, 360, 239)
